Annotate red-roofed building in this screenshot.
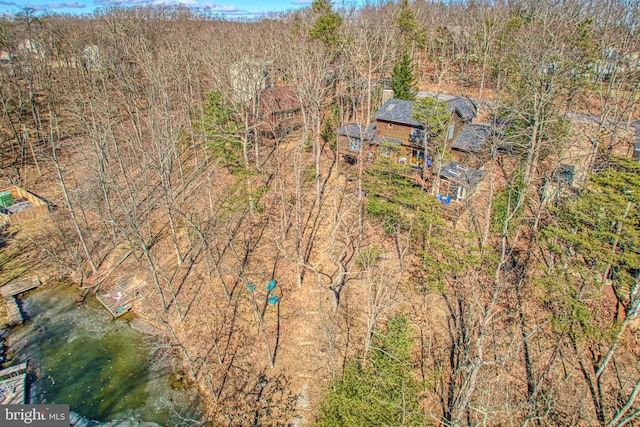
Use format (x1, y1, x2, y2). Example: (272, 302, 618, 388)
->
(256, 87, 302, 138)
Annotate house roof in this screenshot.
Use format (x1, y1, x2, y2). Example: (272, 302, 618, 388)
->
(439, 161, 484, 187)
(451, 124, 493, 153)
(374, 99, 422, 127)
(337, 124, 379, 141)
(417, 91, 458, 102)
(417, 91, 478, 121)
(374, 94, 478, 128)
(447, 97, 477, 121)
(260, 87, 300, 113)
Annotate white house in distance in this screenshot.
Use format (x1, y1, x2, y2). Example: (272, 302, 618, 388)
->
(17, 38, 45, 59)
(230, 60, 270, 107)
(82, 44, 103, 70)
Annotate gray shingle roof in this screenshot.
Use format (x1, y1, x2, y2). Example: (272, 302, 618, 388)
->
(451, 124, 492, 153)
(447, 97, 477, 121)
(417, 91, 458, 102)
(439, 161, 484, 187)
(337, 124, 379, 141)
(417, 91, 477, 121)
(374, 95, 477, 128)
(373, 99, 422, 127)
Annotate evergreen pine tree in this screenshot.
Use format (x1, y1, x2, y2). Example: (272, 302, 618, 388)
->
(396, 0, 426, 51)
(309, 0, 343, 50)
(198, 91, 243, 171)
(390, 53, 418, 101)
(314, 315, 426, 427)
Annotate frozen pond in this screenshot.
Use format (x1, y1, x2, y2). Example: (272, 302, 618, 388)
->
(7, 284, 203, 426)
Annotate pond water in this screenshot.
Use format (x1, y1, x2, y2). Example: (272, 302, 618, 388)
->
(7, 284, 203, 426)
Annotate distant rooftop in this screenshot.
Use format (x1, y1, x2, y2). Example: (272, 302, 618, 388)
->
(417, 91, 459, 102)
(260, 86, 300, 113)
(451, 124, 493, 153)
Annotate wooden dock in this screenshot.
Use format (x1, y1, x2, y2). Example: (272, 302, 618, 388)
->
(0, 277, 41, 299)
(4, 298, 22, 326)
(96, 276, 144, 318)
(1, 277, 41, 326)
(0, 362, 27, 404)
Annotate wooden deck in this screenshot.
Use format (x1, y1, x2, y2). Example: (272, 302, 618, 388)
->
(96, 276, 144, 318)
(0, 362, 27, 404)
(1, 277, 41, 326)
(0, 277, 41, 298)
(4, 297, 22, 326)
(96, 294, 132, 318)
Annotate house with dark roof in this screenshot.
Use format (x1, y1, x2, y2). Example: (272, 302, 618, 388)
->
(336, 93, 488, 203)
(373, 98, 428, 170)
(372, 95, 479, 170)
(450, 123, 493, 167)
(256, 86, 302, 138)
(438, 161, 485, 202)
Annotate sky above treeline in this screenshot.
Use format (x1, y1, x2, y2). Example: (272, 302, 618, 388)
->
(0, 0, 336, 19)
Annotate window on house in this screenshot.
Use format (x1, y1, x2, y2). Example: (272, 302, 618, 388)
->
(410, 128, 425, 143)
(410, 149, 424, 167)
(388, 123, 393, 128)
(349, 137, 361, 152)
(448, 125, 455, 140)
(286, 111, 296, 119)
